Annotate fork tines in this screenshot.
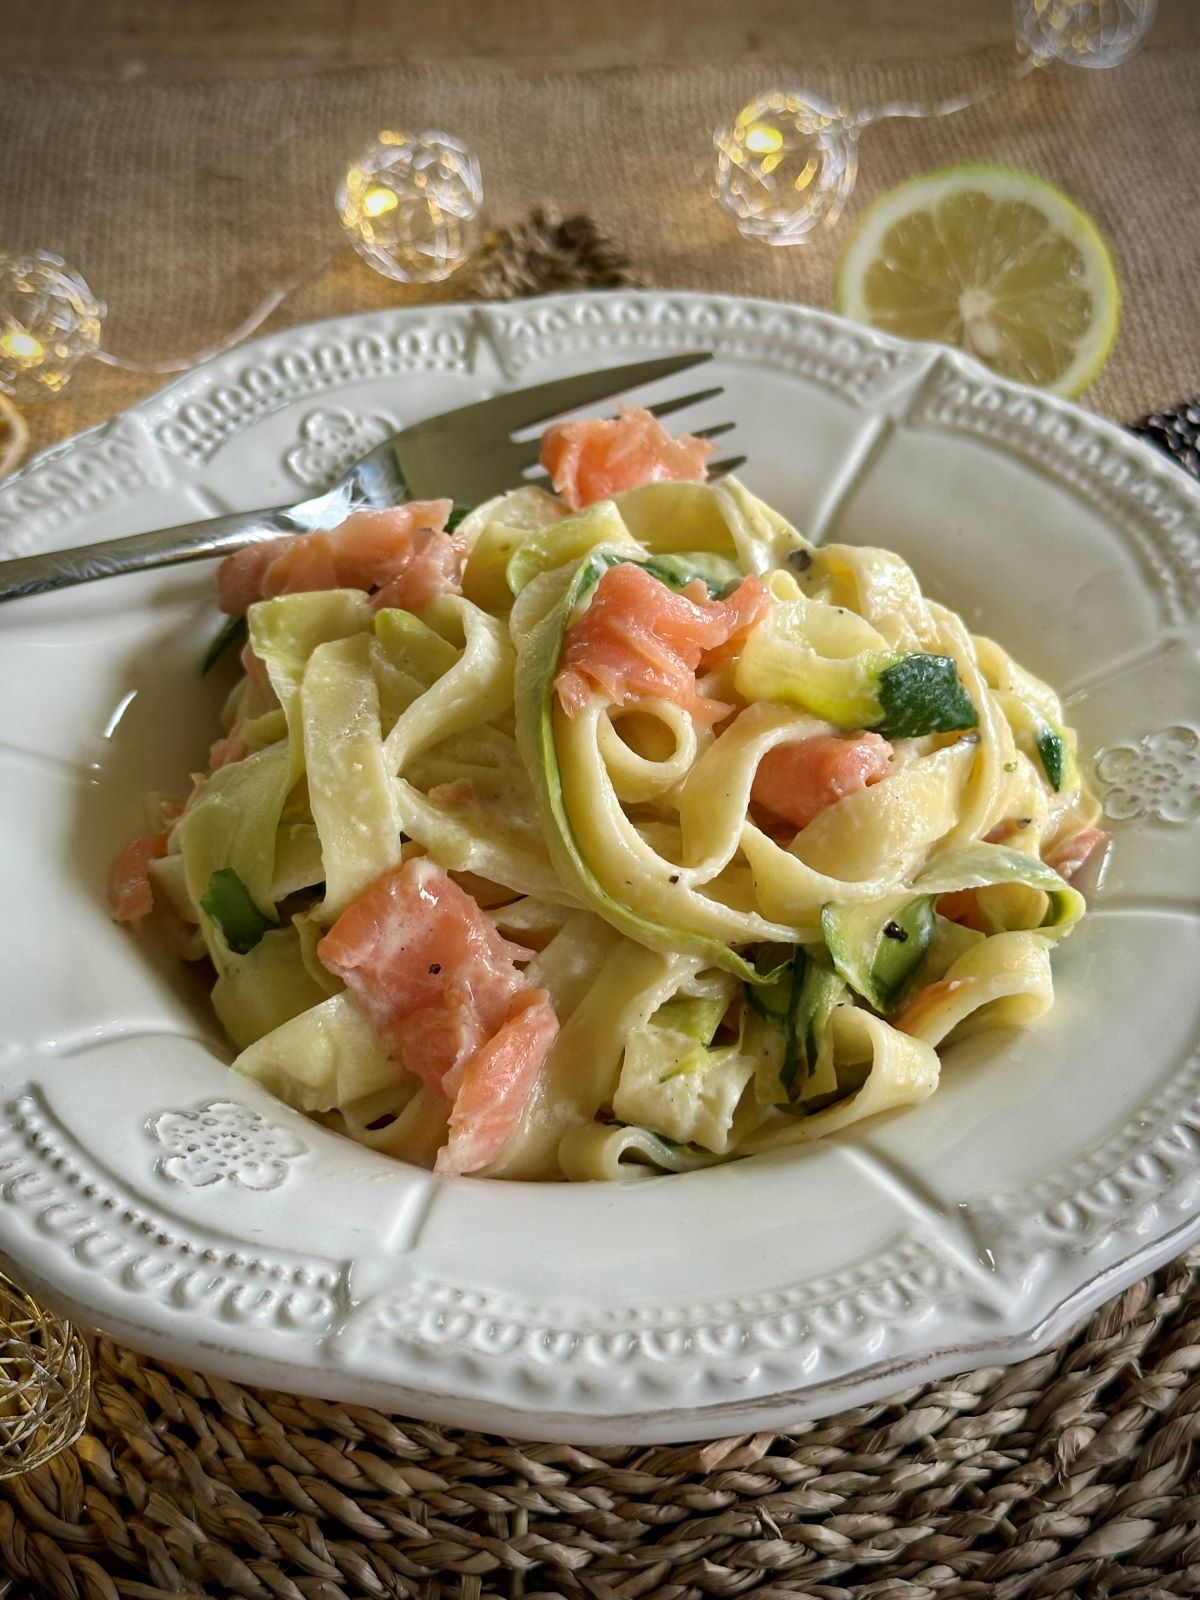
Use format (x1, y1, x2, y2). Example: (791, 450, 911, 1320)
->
(506, 356, 739, 481)
(496, 353, 715, 437)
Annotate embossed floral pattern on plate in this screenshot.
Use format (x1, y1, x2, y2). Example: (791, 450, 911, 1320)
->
(1096, 725, 1200, 823)
(148, 1101, 307, 1190)
(285, 406, 397, 489)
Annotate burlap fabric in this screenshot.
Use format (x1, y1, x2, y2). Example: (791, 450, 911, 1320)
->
(3, 44, 1200, 463)
(4, 42, 1200, 1600)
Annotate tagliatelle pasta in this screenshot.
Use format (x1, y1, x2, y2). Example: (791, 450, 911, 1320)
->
(112, 421, 1107, 1181)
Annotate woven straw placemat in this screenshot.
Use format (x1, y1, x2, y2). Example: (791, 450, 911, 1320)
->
(2, 1260, 1198, 1599)
(3, 215, 1200, 1600)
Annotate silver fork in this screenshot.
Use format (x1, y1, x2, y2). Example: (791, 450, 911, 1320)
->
(0, 354, 745, 605)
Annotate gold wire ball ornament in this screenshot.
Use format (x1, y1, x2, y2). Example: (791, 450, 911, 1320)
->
(0, 250, 105, 403)
(337, 130, 484, 285)
(1014, 0, 1157, 67)
(0, 1273, 90, 1478)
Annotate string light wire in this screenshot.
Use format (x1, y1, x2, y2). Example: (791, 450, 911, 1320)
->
(91, 247, 346, 376)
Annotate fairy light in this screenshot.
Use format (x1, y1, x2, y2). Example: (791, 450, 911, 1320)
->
(715, 91, 858, 246)
(0, 251, 105, 402)
(1015, 0, 1157, 67)
(0, 329, 44, 365)
(715, 0, 1156, 246)
(337, 130, 483, 284)
(0, 122, 483, 436)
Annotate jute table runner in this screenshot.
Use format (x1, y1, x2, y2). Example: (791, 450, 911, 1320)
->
(3, 47, 1200, 1599)
(4, 46, 1200, 462)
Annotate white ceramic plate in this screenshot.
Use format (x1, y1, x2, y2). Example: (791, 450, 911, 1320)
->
(0, 291, 1197, 1445)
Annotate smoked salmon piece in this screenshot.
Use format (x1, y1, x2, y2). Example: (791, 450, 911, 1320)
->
(208, 725, 248, 770)
(240, 641, 270, 684)
(216, 502, 457, 616)
(317, 857, 559, 1174)
(369, 528, 466, 614)
(895, 976, 976, 1036)
(1045, 826, 1108, 883)
(109, 832, 168, 926)
(540, 406, 714, 511)
(438, 993, 559, 1175)
(937, 825, 1108, 932)
(555, 560, 769, 724)
(216, 538, 296, 615)
(751, 732, 893, 833)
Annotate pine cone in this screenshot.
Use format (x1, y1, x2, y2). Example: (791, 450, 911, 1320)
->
(472, 207, 644, 301)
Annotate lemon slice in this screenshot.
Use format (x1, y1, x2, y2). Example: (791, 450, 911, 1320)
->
(0, 394, 27, 480)
(835, 164, 1120, 397)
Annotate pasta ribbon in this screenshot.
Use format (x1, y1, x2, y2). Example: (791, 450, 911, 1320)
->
(742, 1008, 940, 1151)
(303, 633, 404, 918)
(894, 930, 1054, 1047)
(135, 474, 1097, 1181)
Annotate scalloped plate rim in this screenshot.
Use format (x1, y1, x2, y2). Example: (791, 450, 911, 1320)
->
(0, 288, 1197, 1445)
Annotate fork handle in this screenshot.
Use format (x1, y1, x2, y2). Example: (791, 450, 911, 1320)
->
(0, 504, 299, 604)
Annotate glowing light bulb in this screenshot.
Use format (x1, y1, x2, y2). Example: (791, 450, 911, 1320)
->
(0, 329, 43, 365)
(744, 124, 784, 156)
(362, 186, 399, 218)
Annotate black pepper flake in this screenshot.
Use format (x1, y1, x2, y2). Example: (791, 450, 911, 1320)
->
(668, 874, 680, 884)
(428, 962, 442, 975)
(787, 548, 814, 572)
(1017, 817, 1032, 829)
(883, 921, 908, 942)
